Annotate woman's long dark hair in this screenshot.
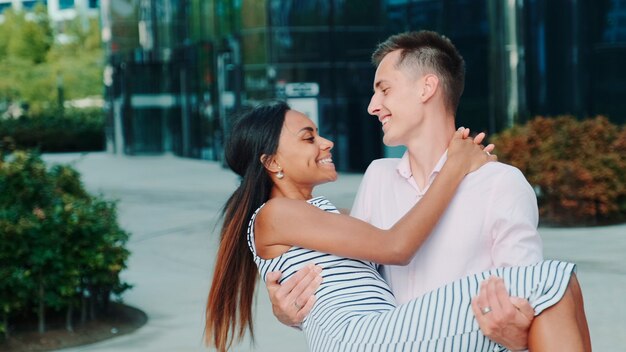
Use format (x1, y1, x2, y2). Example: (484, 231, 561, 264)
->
(205, 101, 289, 352)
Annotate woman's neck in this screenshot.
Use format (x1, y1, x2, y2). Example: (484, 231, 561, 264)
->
(270, 185, 313, 201)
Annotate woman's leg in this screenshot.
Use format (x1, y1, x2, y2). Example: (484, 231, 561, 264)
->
(570, 274, 592, 350)
(528, 274, 591, 351)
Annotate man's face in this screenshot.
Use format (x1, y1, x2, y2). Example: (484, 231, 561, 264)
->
(367, 50, 425, 147)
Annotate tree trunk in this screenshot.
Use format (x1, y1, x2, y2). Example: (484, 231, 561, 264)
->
(89, 285, 96, 320)
(2, 312, 8, 339)
(81, 290, 87, 325)
(38, 281, 45, 334)
(103, 288, 111, 314)
(66, 303, 74, 332)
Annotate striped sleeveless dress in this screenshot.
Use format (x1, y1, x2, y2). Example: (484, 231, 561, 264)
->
(247, 196, 576, 352)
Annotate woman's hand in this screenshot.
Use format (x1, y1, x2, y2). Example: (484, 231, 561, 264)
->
(447, 127, 497, 175)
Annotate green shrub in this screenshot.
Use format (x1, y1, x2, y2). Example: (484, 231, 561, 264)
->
(491, 115, 626, 226)
(0, 107, 105, 152)
(0, 150, 130, 338)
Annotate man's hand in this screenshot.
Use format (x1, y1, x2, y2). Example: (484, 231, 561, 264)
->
(471, 276, 535, 351)
(265, 263, 323, 327)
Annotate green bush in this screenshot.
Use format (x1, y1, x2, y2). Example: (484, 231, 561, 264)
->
(0, 107, 105, 152)
(491, 115, 626, 226)
(0, 150, 130, 338)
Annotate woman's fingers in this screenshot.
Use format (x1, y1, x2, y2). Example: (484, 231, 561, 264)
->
(474, 132, 486, 144)
(454, 127, 466, 140)
(463, 127, 471, 138)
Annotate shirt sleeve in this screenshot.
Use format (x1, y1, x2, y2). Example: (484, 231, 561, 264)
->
(488, 167, 544, 267)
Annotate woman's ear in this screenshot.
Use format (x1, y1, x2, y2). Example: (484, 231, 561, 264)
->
(260, 154, 280, 173)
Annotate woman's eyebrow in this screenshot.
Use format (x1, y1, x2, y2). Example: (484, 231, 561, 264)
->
(297, 126, 315, 134)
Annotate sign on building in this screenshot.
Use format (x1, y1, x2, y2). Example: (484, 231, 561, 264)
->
(284, 82, 320, 127)
(285, 82, 320, 97)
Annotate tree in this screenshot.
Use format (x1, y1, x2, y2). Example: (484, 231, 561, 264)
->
(0, 5, 53, 64)
(0, 5, 103, 115)
(0, 152, 131, 335)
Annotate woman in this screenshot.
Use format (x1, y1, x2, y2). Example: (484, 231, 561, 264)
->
(205, 101, 590, 352)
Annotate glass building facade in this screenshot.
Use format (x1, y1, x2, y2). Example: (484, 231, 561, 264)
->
(524, 0, 626, 124)
(101, 0, 626, 172)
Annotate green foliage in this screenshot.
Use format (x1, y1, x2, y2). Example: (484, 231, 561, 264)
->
(491, 115, 626, 226)
(0, 151, 130, 335)
(0, 5, 53, 64)
(46, 17, 104, 101)
(0, 7, 103, 114)
(0, 108, 105, 152)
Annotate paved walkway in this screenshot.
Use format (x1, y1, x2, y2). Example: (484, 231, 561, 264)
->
(44, 153, 625, 352)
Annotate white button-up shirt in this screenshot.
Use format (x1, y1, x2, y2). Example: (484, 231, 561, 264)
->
(350, 151, 543, 304)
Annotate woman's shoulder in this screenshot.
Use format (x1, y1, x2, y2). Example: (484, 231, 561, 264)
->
(260, 197, 335, 224)
(264, 196, 304, 209)
(259, 197, 313, 219)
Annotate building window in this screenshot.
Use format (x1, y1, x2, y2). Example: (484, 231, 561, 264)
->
(20, 0, 47, 11)
(603, 0, 626, 43)
(59, 0, 75, 10)
(0, 2, 13, 14)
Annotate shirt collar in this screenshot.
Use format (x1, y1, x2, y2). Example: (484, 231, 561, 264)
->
(396, 150, 449, 183)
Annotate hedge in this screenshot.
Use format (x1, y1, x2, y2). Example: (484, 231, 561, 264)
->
(491, 115, 626, 226)
(0, 107, 105, 152)
(0, 149, 130, 338)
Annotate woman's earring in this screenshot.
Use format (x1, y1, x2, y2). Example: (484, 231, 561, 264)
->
(276, 169, 284, 179)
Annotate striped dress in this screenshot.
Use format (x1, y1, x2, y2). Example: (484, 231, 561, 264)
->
(247, 196, 576, 352)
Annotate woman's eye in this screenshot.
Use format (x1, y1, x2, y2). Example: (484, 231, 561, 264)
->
(305, 137, 315, 143)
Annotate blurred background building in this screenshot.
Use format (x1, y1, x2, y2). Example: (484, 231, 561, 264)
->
(97, 0, 626, 172)
(0, 0, 99, 27)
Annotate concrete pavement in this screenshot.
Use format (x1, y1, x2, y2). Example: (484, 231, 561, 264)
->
(42, 153, 625, 352)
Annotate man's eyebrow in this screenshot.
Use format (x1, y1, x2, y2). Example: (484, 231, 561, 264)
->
(373, 80, 387, 91)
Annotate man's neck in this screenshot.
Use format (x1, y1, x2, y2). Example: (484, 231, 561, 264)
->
(405, 120, 455, 190)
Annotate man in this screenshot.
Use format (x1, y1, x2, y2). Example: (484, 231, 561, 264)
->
(265, 31, 542, 351)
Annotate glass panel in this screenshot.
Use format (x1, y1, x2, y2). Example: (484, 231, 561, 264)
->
(0, 3, 13, 13)
(334, 0, 381, 26)
(59, 0, 75, 10)
(131, 108, 163, 153)
(330, 30, 384, 61)
(268, 0, 330, 27)
(108, 0, 140, 55)
(241, 30, 267, 65)
(271, 28, 331, 63)
(591, 0, 626, 123)
(601, 0, 626, 43)
(21, 0, 46, 10)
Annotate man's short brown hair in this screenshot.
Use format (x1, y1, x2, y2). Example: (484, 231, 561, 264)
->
(372, 31, 465, 114)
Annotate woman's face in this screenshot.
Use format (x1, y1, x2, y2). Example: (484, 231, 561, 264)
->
(273, 109, 337, 187)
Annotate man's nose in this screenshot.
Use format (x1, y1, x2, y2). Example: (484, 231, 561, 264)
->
(367, 95, 380, 116)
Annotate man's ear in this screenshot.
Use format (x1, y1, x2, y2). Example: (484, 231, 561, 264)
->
(260, 154, 280, 173)
(420, 73, 439, 102)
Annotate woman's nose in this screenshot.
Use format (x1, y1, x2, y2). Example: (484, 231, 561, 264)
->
(319, 136, 333, 150)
